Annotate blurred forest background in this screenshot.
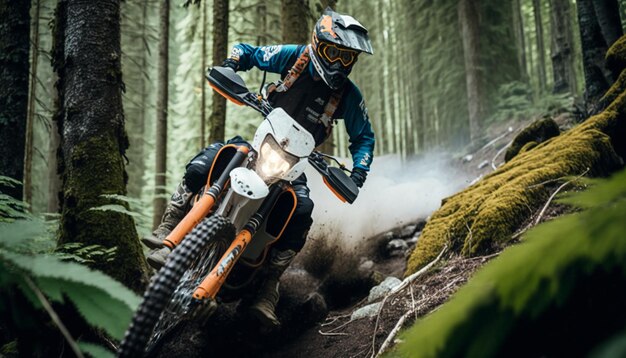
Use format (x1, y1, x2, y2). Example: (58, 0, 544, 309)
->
(9, 0, 623, 236)
(4, 0, 626, 356)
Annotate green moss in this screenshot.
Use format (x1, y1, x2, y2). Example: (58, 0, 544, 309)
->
(606, 36, 626, 76)
(504, 118, 560, 162)
(405, 78, 626, 276)
(397, 169, 626, 357)
(518, 141, 537, 154)
(60, 135, 147, 293)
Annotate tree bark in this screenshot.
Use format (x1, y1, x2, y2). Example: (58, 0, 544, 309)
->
(549, 0, 577, 94)
(592, 0, 623, 47)
(201, 0, 207, 148)
(458, 0, 484, 143)
(0, 0, 30, 200)
(576, 0, 612, 111)
(512, 0, 528, 81)
(24, 0, 41, 208)
(153, 0, 170, 229)
(56, 0, 146, 291)
(47, 110, 61, 214)
(533, 0, 547, 92)
(208, 0, 229, 144)
(281, 0, 309, 44)
(122, 0, 149, 199)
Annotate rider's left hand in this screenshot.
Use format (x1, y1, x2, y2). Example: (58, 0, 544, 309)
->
(350, 167, 367, 188)
(222, 58, 239, 71)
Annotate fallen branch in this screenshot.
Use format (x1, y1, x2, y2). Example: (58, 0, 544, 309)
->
(491, 140, 513, 170)
(390, 244, 448, 296)
(375, 309, 410, 357)
(478, 126, 515, 152)
(318, 318, 355, 335)
(370, 245, 447, 358)
(321, 312, 352, 327)
(318, 330, 349, 337)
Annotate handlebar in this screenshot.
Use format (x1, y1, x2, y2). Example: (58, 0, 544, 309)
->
(308, 151, 352, 174)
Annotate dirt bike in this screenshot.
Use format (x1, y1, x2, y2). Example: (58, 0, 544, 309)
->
(117, 66, 359, 357)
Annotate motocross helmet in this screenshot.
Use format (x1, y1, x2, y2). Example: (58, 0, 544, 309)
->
(310, 8, 373, 89)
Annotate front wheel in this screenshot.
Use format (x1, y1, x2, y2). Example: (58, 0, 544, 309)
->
(117, 215, 235, 358)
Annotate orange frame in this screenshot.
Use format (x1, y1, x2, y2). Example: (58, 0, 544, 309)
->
(163, 145, 249, 249)
(192, 186, 297, 300)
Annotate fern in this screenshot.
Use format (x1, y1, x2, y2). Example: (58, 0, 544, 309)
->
(98, 194, 152, 239)
(397, 168, 626, 357)
(0, 204, 141, 355)
(56, 243, 118, 264)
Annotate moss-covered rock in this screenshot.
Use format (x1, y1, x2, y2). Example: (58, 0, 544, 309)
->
(504, 118, 560, 162)
(398, 169, 626, 357)
(405, 69, 626, 275)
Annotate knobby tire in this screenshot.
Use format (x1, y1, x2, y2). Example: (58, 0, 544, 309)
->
(117, 215, 234, 358)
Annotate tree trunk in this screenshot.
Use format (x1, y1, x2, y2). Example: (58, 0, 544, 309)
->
(458, 0, 484, 143)
(592, 0, 623, 47)
(512, 0, 528, 81)
(122, 0, 149, 199)
(56, 0, 146, 291)
(24, 0, 41, 209)
(201, 0, 207, 148)
(0, 0, 30, 200)
(549, 0, 577, 94)
(576, 0, 612, 111)
(281, 0, 309, 44)
(47, 111, 61, 214)
(153, 0, 170, 229)
(208, 0, 229, 144)
(533, 0, 547, 92)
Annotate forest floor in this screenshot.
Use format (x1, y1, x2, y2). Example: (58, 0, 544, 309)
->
(152, 112, 579, 358)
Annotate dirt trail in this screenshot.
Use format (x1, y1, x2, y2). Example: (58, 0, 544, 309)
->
(152, 116, 545, 357)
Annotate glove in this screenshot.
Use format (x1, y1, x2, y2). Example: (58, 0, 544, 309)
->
(221, 58, 239, 71)
(350, 167, 367, 188)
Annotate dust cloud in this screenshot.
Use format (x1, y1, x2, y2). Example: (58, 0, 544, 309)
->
(305, 153, 469, 249)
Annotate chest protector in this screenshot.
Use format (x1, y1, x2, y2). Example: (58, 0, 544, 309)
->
(266, 45, 344, 147)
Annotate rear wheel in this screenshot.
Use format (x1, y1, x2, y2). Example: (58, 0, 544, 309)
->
(117, 215, 234, 357)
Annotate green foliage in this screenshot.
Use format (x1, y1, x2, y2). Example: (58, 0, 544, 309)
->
(397, 168, 626, 357)
(0, 194, 141, 355)
(79, 342, 115, 358)
(56, 242, 118, 264)
(489, 81, 572, 123)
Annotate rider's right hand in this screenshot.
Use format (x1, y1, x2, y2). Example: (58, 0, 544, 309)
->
(350, 167, 367, 188)
(222, 58, 239, 71)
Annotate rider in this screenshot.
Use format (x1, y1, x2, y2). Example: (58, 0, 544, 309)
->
(143, 8, 375, 327)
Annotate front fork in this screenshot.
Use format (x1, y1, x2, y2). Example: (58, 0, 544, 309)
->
(192, 184, 283, 300)
(162, 146, 250, 249)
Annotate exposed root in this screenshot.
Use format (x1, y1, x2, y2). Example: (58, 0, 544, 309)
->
(533, 168, 589, 226)
(512, 168, 589, 240)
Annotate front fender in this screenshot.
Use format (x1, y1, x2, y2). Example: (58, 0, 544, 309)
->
(229, 167, 269, 199)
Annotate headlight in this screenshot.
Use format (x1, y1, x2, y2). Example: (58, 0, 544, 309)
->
(256, 135, 298, 181)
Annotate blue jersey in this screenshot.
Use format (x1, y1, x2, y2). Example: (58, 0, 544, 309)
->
(230, 43, 375, 171)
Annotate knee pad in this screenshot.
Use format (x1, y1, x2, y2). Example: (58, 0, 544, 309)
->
(295, 196, 314, 219)
(183, 143, 223, 193)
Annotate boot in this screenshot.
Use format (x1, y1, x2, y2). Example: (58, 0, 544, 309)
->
(144, 182, 194, 269)
(248, 249, 297, 328)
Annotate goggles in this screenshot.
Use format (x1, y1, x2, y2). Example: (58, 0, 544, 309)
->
(317, 42, 358, 67)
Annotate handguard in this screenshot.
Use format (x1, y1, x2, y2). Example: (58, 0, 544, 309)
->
(309, 153, 359, 204)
